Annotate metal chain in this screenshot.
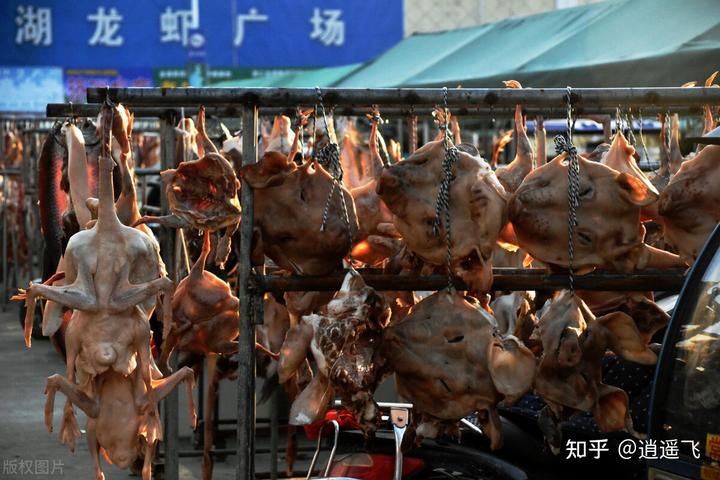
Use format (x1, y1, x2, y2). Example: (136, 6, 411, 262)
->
(625, 111, 638, 146)
(369, 107, 390, 168)
(432, 87, 459, 290)
(315, 87, 353, 262)
(554, 86, 580, 293)
(409, 106, 418, 154)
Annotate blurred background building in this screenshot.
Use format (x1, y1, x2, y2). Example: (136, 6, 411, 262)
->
(405, 0, 602, 35)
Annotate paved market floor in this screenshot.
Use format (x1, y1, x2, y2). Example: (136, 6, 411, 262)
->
(0, 305, 318, 479)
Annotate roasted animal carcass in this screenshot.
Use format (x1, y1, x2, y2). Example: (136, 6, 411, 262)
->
(382, 290, 535, 449)
(377, 139, 507, 293)
(45, 366, 196, 480)
(495, 80, 535, 193)
(159, 231, 239, 372)
(509, 151, 684, 272)
(278, 271, 391, 435)
(135, 107, 241, 268)
(240, 151, 358, 277)
(532, 291, 656, 451)
(349, 109, 395, 265)
(659, 145, 720, 264)
(16, 102, 173, 452)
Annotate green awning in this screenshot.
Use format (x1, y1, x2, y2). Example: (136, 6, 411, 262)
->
(336, 0, 720, 88)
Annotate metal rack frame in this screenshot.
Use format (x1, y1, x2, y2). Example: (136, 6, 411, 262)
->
(64, 86, 720, 479)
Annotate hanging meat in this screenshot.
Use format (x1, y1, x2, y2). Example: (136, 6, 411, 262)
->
(278, 271, 391, 435)
(600, 130, 661, 222)
(509, 150, 684, 272)
(532, 291, 656, 452)
(15, 102, 173, 452)
(44, 366, 196, 480)
(376, 138, 508, 293)
(135, 106, 241, 268)
(659, 144, 720, 264)
(158, 230, 239, 370)
(240, 128, 357, 277)
(349, 108, 395, 265)
(495, 80, 535, 193)
(382, 290, 536, 448)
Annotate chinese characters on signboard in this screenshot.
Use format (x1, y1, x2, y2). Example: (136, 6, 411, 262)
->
(3, 1, 402, 68)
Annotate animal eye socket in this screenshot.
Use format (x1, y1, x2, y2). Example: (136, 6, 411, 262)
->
(577, 230, 593, 245)
(579, 186, 593, 198)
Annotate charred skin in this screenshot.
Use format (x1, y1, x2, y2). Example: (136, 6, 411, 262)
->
(38, 123, 68, 281)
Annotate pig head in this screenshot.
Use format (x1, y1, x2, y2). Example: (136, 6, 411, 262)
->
(659, 145, 720, 264)
(377, 140, 508, 293)
(533, 291, 655, 441)
(383, 291, 536, 449)
(509, 152, 677, 272)
(240, 152, 358, 276)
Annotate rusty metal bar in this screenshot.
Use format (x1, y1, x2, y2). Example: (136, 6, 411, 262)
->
(253, 268, 687, 293)
(88, 87, 720, 108)
(48, 102, 707, 119)
(237, 104, 258, 480)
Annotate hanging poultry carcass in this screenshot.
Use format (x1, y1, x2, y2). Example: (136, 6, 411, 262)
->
(382, 290, 536, 449)
(532, 291, 656, 452)
(508, 149, 685, 273)
(495, 80, 536, 193)
(44, 365, 196, 480)
(376, 137, 508, 293)
(659, 144, 720, 264)
(349, 108, 395, 266)
(15, 102, 174, 453)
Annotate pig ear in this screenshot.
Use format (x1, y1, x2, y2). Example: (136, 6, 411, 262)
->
(239, 151, 295, 189)
(487, 336, 536, 397)
(592, 384, 630, 432)
(596, 311, 657, 365)
(615, 172, 658, 206)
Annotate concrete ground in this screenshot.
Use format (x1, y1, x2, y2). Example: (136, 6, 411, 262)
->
(0, 305, 319, 479)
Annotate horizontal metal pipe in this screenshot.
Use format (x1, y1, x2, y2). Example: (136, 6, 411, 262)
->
(47, 102, 705, 119)
(88, 87, 720, 108)
(253, 268, 686, 293)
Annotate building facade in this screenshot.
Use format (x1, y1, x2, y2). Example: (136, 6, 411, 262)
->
(404, 0, 602, 35)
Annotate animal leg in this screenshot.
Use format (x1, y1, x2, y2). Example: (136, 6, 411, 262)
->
(87, 419, 105, 480)
(158, 329, 180, 375)
(142, 439, 156, 480)
(45, 374, 99, 430)
(132, 214, 189, 229)
(150, 366, 197, 429)
(110, 276, 173, 314)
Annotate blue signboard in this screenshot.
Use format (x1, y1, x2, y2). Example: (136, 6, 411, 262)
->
(0, 66, 64, 112)
(0, 1, 403, 69)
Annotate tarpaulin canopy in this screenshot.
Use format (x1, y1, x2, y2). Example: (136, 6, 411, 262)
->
(336, 0, 720, 88)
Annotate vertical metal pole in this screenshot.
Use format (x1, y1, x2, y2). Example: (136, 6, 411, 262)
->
(396, 119, 403, 152)
(602, 115, 612, 143)
(238, 104, 258, 480)
(422, 120, 430, 145)
(160, 116, 180, 480)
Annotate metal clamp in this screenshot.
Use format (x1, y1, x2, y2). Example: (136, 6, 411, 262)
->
(390, 407, 410, 480)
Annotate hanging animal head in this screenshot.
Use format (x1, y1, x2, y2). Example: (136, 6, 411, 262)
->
(240, 153, 358, 276)
(376, 140, 507, 293)
(509, 152, 659, 272)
